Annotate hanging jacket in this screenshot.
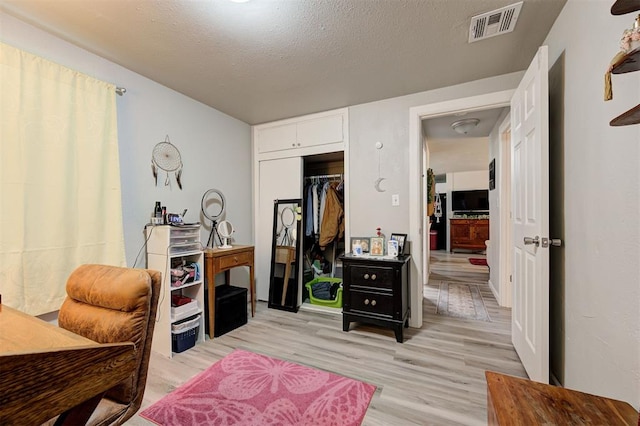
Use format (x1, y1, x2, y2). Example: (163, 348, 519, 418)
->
(319, 182, 344, 248)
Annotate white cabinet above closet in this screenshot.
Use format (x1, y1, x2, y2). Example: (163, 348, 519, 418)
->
(254, 108, 347, 159)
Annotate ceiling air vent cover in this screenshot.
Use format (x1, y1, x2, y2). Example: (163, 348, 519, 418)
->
(468, 1, 523, 43)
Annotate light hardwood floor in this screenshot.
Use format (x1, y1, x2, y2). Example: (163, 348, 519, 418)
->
(129, 251, 527, 425)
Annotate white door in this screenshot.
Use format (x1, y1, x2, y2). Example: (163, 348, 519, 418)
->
(511, 46, 550, 383)
(257, 158, 302, 301)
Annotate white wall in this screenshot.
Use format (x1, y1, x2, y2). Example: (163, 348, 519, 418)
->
(544, 0, 640, 407)
(448, 170, 488, 191)
(0, 12, 253, 270)
(347, 72, 522, 239)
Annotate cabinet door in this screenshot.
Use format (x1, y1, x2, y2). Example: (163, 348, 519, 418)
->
(257, 158, 302, 301)
(472, 221, 489, 242)
(256, 123, 297, 154)
(451, 221, 470, 242)
(297, 114, 343, 148)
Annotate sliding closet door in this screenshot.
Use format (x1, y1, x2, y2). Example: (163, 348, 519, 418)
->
(257, 157, 303, 301)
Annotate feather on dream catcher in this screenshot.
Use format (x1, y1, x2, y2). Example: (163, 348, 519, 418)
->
(151, 135, 183, 189)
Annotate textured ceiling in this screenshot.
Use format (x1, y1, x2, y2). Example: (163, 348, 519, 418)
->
(0, 0, 566, 125)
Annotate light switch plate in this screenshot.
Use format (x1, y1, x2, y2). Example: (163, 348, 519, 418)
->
(392, 194, 400, 206)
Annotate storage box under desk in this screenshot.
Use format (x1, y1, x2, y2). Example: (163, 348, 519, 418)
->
(212, 285, 248, 337)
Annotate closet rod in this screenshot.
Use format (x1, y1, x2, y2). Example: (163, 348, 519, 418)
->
(304, 173, 342, 180)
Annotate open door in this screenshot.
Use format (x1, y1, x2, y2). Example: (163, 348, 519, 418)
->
(511, 46, 550, 383)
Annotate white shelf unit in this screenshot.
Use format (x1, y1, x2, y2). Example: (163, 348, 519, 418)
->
(146, 224, 205, 358)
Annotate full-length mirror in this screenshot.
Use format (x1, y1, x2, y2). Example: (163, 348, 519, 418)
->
(268, 198, 302, 312)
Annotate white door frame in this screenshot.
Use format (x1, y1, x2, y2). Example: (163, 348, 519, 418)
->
(409, 90, 514, 327)
(498, 114, 512, 307)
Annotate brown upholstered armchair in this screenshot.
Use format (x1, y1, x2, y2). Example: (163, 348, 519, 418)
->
(46, 264, 161, 426)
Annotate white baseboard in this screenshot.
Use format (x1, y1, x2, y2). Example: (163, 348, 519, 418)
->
(487, 279, 500, 305)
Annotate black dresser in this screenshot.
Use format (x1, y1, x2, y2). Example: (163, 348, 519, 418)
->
(340, 253, 411, 343)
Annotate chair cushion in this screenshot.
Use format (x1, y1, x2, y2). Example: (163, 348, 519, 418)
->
(58, 265, 153, 405)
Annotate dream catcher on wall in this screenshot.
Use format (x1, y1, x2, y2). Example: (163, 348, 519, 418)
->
(201, 189, 226, 247)
(151, 135, 183, 189)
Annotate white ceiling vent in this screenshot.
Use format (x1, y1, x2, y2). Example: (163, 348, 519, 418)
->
(468, 1, 523, 43)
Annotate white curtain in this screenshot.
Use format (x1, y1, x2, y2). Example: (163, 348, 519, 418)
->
(0, 42, 126, 315)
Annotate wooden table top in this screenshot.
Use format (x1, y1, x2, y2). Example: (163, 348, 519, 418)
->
(0, 304, 136, 425)
(0, 304, 96, 354)
(486, 371, 638, 425)
(204, 244, 254, 258)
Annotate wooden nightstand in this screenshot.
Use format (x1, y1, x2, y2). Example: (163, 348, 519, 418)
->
(340, 253, 411, 343)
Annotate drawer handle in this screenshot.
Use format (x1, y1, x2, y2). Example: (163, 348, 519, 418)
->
(364, 274, 370, 280)
(371, 274, 377, 280)
(371, 299, 376, 306)
(364, 299, 370, 305)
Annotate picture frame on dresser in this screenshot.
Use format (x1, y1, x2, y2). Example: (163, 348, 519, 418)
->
(351, 237, 370, 253)
(369, 237, 385, 256)
(390, 233, 407, 255)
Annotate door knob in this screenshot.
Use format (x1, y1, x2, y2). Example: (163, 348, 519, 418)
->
(523, 236, 540, 246)
(541, 237, 562, 248)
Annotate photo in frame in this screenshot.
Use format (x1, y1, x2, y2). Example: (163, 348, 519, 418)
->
(351, 237, 370, 254)
(387, 239, 399, 257)
(390, 233, 407, 255)
(370, 237, 385, 256)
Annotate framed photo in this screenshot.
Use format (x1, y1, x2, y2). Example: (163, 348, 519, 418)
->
(370, 237, 385, 256)
(351, 237, 370, 254)
(387, 239, 399, 257)
(390, 233, 407, 255)
(489, 158, 496, 190)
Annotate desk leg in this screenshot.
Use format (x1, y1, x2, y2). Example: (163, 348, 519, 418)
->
(206, 266, 216, 339)
(250, 264, 255, 317)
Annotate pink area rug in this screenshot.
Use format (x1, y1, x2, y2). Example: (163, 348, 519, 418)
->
(140, 349, 376, 425)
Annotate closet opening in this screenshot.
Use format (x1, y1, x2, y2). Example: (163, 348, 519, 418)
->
(301, 152, 345, 313)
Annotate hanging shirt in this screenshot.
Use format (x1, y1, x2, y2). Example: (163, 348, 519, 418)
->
(312, 183, 319, 236)
(305, 184, 314, 237)
(318, 181, 330, 233)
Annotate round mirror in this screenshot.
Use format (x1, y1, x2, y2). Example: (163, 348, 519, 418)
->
(217, 220, 234, 249)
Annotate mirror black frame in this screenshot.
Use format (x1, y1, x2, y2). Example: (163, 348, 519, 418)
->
(268, 198, 301, 312)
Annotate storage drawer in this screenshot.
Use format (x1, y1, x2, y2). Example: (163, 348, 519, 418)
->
(349, 290, 394, 317)
(217, 252, 252, 269)
(349, 265, 394, 289)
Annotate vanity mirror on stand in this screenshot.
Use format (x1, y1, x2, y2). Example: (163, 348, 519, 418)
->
(268, 198, 302, 312)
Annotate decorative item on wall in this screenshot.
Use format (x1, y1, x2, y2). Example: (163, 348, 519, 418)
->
(489, 158, 496, 190)
(201, 189, 226, 247)
(374, 141, 386, 192)
(427, 168, 435, 216)
(434, 193, 443, 223)
(151, 135, 183, 189)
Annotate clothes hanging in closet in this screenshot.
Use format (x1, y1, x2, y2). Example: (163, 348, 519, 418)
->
(319, 181, 344, 248)
(303, 177, 344, 247)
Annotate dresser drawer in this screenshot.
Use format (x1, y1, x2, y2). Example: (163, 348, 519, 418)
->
(217, 252, 252, 269)
(349, 265, 395, 289)
(349, 290, 394, 317)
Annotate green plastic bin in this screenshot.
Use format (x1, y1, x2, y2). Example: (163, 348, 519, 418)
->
(305, 277, 343, 308)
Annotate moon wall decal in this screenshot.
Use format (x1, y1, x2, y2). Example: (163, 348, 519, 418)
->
(374, 177, 387, 192)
